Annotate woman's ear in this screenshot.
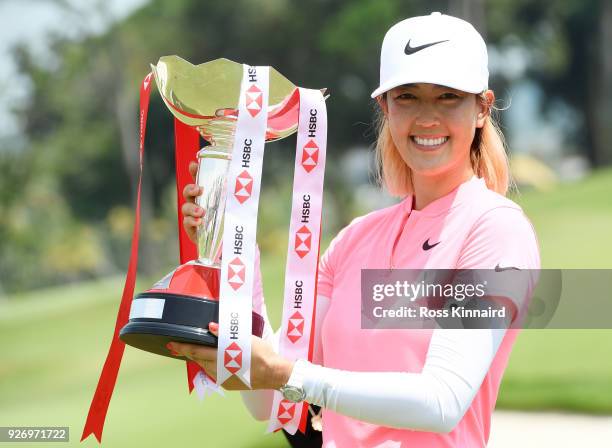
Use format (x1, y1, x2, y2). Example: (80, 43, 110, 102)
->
(376, 94, 388, 116)
(476, 90, 494, 128)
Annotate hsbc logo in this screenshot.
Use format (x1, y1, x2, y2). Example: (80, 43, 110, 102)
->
(224, 341, 242, 374)
(287, 310, 304, 343)
(245, 84, 263, 117)
(227, 257, 245, 290)
(234, 170, 253, 203)
(294, 225, 312, 258)
(301, 139, 319, 173)
(302, 108, 319, 173)
(277, 399, 296, 425)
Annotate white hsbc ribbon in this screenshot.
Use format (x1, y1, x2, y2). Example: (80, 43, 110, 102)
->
(267, 88, 327, 434)
(193, 370, 225, 399)
(217, 65, 269, 387)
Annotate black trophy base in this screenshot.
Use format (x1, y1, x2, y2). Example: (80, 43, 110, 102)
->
(119, 292, 264, 361)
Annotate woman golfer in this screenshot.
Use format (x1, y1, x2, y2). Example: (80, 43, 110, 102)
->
(170, 12, 541, 448)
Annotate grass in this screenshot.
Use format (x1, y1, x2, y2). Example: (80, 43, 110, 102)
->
(498, 168, 612, 414)
(1, 168, 611, 446)
(497, 330, 612, 414)
(0, 277, 288, 448)
(509, 168, 612, 268)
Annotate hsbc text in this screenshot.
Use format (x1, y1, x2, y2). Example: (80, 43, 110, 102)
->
(301, 195, 311, 223)
(242, 138, 252, 168)
(230, 312, 239, 339)
(248, 67, 257, 83)
(233, 225, 244, 255)
(308, 109, 317, 138)
(294, 280, 303, 309)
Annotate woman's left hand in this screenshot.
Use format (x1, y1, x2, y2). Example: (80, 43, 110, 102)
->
(167, 322, 294, 391)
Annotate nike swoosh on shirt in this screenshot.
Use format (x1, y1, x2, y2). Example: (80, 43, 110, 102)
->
(422, 239, 441, 251)
(494, 264, 521, 272)
(404, 39, 449, 55)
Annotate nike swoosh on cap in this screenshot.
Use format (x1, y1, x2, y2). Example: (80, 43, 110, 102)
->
(404, 39, 449, 55)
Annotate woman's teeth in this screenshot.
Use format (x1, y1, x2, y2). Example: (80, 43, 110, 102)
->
(412, 136, 449, 147)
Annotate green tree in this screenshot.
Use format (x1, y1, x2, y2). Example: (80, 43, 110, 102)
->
(3, 0, 608, 293)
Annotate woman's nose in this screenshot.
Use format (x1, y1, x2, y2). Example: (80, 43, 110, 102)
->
(414, 106, 440, 127)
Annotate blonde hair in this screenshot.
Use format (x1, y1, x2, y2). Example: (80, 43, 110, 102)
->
(374, 92, 511, 197)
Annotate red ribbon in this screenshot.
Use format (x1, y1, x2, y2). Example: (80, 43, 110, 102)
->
(81, 74, 205, 442)
(172, 118, 206, 391)
(81, 73, 152, 443)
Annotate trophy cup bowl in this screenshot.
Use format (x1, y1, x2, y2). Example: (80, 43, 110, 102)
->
(119, 56, 311, 360)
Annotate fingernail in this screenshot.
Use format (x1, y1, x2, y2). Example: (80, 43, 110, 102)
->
(166, 342, 173, 351)
(196, 207, 203, 214)
(209, 322, 219, 331)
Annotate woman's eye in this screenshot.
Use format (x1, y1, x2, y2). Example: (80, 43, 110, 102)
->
(440, 93, 460, 100)
(396, 93, 416, 100)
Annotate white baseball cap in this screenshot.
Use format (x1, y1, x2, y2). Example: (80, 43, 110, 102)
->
(371, 12, 488, 98)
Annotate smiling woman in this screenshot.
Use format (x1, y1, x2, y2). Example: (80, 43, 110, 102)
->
(375, 84, 509, 210)
(176, 11, 541, 448)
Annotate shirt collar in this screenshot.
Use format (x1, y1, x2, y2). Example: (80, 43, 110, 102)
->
(401, 175, 486, 218)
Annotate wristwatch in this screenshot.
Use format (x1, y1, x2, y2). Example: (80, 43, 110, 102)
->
(279, 359, 307, 403)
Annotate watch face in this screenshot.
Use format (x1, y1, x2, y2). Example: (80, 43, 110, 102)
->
(283, 386, 305, 403)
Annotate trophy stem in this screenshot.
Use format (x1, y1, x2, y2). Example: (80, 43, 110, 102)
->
(195, 144, 233, 267)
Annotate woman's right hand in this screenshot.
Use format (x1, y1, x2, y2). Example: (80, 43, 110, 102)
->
(182, 161, 205, 244)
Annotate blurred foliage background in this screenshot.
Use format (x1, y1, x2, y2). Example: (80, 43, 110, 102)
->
(1, 0, 611, 292)
(0, 0, 611, 446)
